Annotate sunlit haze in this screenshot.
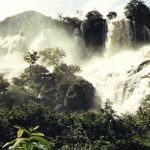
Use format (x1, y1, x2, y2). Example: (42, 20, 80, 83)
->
(0, 0, 149, 114)
(0, 0, 149, 20)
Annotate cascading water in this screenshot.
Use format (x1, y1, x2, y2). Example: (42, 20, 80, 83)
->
(0, 32, 25, 55)
(0, 16, 150, 114)
(0, 32, 27, 78)
(30, 27, 84, 65)
(132, 21, 136, 46)
(79, 19, 150, 114)
(106, 19, 133, 54)
(143, 25, 150, 42)
(102, 20, 107, 46)
(80, 18, 107, 51)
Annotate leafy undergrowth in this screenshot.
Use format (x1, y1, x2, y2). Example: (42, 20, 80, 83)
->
(1, 102, 150, 150)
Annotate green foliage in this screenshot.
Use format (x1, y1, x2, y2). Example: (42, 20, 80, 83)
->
(2, 46, 150, 150)
(0, 74, 14, 107)
(1, 102, 150, 149)
(64, 79, 95, 111)
(0, 74, 9, 95)
(39, 48, 66, 68)
(107, 11, 117, 20)
(39, 48, 81, 77)
(54, 63, 81, 75)
(3, 125, 53, 150)
(124, 0, 150, 27)
(85, 10, 103, 20)
(24, 51, 40, 66)
(8, 85, 34, 104)
(63, 17, 81, 28)
(4, 48, 83, 111)
(11, 64, 55, 101)
(53, 63, 81, 83)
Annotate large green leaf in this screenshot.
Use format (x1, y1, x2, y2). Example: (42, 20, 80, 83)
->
(22, 143, 28, 150)
(31, 132, 44, 137)
(13, 138, 28, 149)
(2, 140, 16, 148)
(32, 126, 39, 131)
(14, 125, 29, 134)
(28, 142, 48, 150)
(17, 129, 24, 138)
(30, 126, 40, 132)
(29, 136, 50, 148)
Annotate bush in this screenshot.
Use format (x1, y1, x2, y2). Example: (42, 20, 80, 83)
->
(64, 79, 95, 111)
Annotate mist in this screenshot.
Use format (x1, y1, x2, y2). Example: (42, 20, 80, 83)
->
(0, 12, 149, 114)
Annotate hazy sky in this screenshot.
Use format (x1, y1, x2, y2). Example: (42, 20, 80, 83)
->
(0, 0, 150, 20)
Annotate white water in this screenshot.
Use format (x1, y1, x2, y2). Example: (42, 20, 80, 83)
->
(0, 32, 27, 78)
(30, 27, 83, 65)
(79, 49, 150, 114)
(106, 19, 133, 54)
(0, 19, 150, 114)
(143, 25, 150, 41)
(0, 27, 83, 78)
(0, 32, 25, 55)
(79, 19, 150, 114)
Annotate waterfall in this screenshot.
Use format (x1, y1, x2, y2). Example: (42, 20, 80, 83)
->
(79, 45, 150, 114)
(131, 22, 150, 45)
(78, 19, 150, 114)
(30, 28, 83, 65)
(80, 18, 107, 51)
(102, 20, 107, 48)
(0, 32, 27, 78)
(0, 32, 26, 55)
(0, 17, 150, 114)
(143, 25, 150, 43)
(106, 19, 133, 54)
(132, 21, 136, 46)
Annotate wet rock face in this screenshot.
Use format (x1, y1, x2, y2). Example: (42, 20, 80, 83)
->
(136, 24, 150, 44)
(81, 18, 107, 52)
(80, 18, 150, 52)
(0, 11, 149, 56)
(130, 21, 150, 45)
(64, 79, 96, 111)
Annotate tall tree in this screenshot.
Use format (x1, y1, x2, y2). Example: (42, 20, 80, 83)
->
(124, 0, 150, 27)
(39, 48, 65, 68)
(107, 11, 117, 20)
(24, 51, 39, 66)
(85, 10, 103, 20)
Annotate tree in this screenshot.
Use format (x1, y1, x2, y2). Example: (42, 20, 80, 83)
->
(107, 11, 117, 20)
(85, 10, 103, 20)
(39, 48, 66, 68)
(54, 63, 80, 77)
(57, 12, 64, 21)
(0, 74, 9, 95)
(64, 79, 95, 111)
(63, 17, 81, 28)
(83, 10, 106, 51)
(0, 74, 13, 107)
(39, 48, 80, 82)
(24, 51, 39, 66)
(16, 65, 55, 98)
(124, 0, 150, 26)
